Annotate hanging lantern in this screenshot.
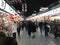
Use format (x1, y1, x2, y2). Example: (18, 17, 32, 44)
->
(8, 14, 13, 19)
(48, 15, 51, 19)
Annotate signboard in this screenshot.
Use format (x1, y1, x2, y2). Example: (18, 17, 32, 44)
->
(0, 0, 17, 15)
(4, 3, 16, 15)
(0, 0, 6, 9)
(28, 7, 60, 20)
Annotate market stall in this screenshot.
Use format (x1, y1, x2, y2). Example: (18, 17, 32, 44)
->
(26, 7, 60, 22)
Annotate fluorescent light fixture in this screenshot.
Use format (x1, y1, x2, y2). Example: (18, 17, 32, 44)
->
(17, 10, 20, 13)
(32, 13, 36, 16)
(40, 7, 48, 11)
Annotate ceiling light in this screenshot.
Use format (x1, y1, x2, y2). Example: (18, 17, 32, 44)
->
(39, 7, 48, 11)
(17, 10, 20, 13)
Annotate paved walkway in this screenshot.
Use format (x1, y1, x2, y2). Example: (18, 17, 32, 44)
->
(16, 30, 60, 45)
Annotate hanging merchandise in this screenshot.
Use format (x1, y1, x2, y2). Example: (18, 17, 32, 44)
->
(48, 15, 51, 19)
(8, 14, 13, 19)
(0, 13, 4, 32)
(0, 18, 2, 32)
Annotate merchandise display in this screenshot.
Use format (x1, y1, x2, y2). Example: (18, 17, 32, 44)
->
(0, 10, 22, 36)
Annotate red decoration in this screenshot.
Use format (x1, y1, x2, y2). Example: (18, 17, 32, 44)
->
(48, 15, 51, 19)
(8, 14, 13, 19)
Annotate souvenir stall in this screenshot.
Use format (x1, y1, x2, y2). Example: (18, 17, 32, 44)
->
(0, 10, 11, 35)
(0, 0, 22, 36)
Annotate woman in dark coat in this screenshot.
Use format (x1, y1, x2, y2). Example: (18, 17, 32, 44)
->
(27, 21, 32, 36)
(31, 22, 36, 38)
(17, 21, 20, 37)
(44, 22, 50, 36)
(39, 21, 44, 34)
(31, 22, 36, 32)
(27, 21, 36, 38)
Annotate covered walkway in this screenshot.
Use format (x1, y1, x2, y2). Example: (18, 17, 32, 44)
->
(16, 30, 60, 45)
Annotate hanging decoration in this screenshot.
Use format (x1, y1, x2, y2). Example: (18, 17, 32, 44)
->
(8, 14, 13, 19)
(48, 15, 51, 19)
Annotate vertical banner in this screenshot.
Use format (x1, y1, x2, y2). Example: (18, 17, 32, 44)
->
(25, 3, 27, 12)
(22, 4, 24, 11)
(22, 3, 27, 12)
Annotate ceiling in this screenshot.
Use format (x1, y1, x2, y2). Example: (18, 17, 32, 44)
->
(8, 0, 59, 17)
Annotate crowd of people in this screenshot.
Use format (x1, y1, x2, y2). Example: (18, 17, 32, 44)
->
(0, 18, 60, 45)
(13, 19, 60, 38)
(23, 19, 60, 38)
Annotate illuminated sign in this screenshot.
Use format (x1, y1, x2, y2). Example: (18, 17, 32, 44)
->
(0, 0, 6, 9)
(4, 3, 16, 15)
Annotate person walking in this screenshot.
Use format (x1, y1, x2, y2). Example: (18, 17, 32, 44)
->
(44, 21, 50, 36)
(27, 21, 32, 37)
(17, 21, 20, 37)
(27, 20, 36, 38)
(11, 21, 17, 39)
(31, 21, 36, 38)
(39, 21, 44, 34)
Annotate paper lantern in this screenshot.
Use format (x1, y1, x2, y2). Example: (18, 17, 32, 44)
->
(48, 15, 51, 19)
(8, 14, 13, 19)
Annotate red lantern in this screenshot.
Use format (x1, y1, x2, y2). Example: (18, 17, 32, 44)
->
(8, 14, 13, 19)
(48, 15, 51, 19)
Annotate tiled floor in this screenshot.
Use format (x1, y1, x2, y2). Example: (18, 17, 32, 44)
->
(16, 30, 60, 45)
